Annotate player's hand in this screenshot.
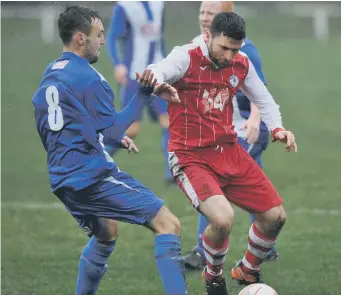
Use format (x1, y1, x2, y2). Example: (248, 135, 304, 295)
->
(136, 70, 157, 96)
(154, 83, 181, 104)
(273, 130, 298, 153)
(115, 64, 128, 85)
(240, 118, 260, 144)
(120, 136, 139, 154)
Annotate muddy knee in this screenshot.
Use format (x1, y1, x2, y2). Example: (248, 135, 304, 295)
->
(274, 207, 287, 234)
(255, 205, 287, 237)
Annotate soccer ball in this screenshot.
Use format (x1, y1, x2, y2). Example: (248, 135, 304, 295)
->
(238, 283, 278, 295)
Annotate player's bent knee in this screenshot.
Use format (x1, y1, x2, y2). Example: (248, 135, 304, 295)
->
(276, 206, 287, 233)
(149, 206, 181, 236)
(92, 218, 119, 242)
(199, 195, 234, 230)
(210, 211, 234, 230)
(255, 204, 287, 237)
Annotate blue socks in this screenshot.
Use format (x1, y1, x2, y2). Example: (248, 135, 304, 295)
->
(155, 234, 188, 295)
(75, 236, 116, 295)
(75, 233, 188, 295)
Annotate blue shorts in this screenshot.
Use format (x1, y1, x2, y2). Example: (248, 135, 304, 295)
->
(237, 137, 265, 168)
(121, 79, 168, 122)
(55, 170, 164, 235)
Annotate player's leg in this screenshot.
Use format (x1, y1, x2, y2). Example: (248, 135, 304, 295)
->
(199, 195, 233, 283)
(55, 191, 119, 295)
(238, 137, 279, 261)
(169, 152, 230, 294)
(57, 170, 188, 295)
(104, 79, 142, 155)
(148, 96, 173, 182)
(146, 206, 188, 295)
(75, 218, 119, 295)
(223, 143, 284, 285)
(99, 171, 188, 295)
(109, 170, 187, 295)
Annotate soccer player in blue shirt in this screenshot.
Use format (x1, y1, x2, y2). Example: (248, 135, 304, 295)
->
(105, 1, 173, 183)
(183, 1, 279, 271)
(32, 5, 188, 295)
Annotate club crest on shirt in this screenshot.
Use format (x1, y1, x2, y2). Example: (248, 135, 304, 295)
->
(202, 87, 230, 113)
(229, 75, 239, 88)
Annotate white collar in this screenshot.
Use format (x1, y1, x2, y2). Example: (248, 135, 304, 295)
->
(198, 34, 221, 69)
(198, 34, 209, 58)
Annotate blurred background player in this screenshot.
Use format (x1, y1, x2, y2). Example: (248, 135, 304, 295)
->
(105, 1, 173, 183)
(183, 1, 279, 271)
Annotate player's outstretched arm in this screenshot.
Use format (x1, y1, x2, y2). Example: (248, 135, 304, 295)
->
(239, 61, 297, 153)
(102, 70, 158, 141)
(136, 71, 181, 104)
(147, 44, 194, 85)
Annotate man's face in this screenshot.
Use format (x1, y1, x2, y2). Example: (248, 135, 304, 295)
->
(199, 2, 221, 34)
(206, 32, 243, 68)
(83, 18, 105, 64)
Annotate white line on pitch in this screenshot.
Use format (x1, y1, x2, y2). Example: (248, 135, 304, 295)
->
(1, 202, 340, 216)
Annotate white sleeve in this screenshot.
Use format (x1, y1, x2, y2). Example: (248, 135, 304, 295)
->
(147, 44, 193, 85)
(239, 60, 284, 131)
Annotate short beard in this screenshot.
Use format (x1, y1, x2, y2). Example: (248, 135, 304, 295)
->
(84, 43, 98, 64)
(208, 44, 230, 68)
(84, 51, 98, 64)
(88, 55, 98, 64)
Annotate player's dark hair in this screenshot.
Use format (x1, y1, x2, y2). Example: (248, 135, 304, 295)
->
(58, 5, 101, 45)
(210, 12, 246, 40)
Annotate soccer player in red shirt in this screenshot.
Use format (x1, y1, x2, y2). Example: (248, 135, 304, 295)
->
(147, 11, 297, 295)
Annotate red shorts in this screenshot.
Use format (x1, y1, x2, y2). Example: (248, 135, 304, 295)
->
(169, 143, 282, 213)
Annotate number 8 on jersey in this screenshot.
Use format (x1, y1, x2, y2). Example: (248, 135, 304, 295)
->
(46, 85, 64, 131)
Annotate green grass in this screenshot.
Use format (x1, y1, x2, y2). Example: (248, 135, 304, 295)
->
(2, 10, 341, 295)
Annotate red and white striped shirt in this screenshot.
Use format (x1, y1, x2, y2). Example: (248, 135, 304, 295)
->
(148, 35, 283, 151)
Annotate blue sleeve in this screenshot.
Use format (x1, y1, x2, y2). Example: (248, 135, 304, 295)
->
(241, 44, 266, 85)
(84, 80, 150, 141)
(106, 4, 128, 66)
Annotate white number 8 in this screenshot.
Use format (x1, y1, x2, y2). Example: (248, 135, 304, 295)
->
(46, 86, 64, 131)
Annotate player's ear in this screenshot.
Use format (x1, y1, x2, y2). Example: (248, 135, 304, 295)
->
(75, 32, 85, 46)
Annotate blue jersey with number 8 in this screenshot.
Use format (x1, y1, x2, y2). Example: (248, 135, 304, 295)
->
(32, 52, 119, 192)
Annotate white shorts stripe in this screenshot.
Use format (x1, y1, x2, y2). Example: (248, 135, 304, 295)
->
(168, 152, 199, 208)
(103, 176, 141, 193)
